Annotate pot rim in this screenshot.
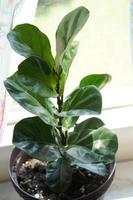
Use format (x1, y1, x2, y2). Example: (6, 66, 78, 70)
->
(9, 147, 116, 200)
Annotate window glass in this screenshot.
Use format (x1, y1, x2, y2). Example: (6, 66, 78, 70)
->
(34, 0, 132, 96)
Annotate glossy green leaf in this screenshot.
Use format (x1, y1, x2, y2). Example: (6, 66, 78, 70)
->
(74, 163, 106, 176)
(88, 127, 118, 161)
(80, 74, 112, 89)
(62, 116, 79, 130)
(67, 146, 106, 175)
(74, 117, 104, 132)
(46, 157, 72, 193)
(18, 56, 58, 98)
(59, 41, 79, 95)
(67, 146, 101, 163)
(13, 117, 60, 161)
(61, 86, 102, 116)
(4, 73, 57, 126)
(67, 117, 104, 146)
(56, 6, 89, 59)
(7, 23, 55, 68)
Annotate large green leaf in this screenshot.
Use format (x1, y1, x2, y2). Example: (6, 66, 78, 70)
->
(88, 127, 118, 161)
(56, 6, 89, 60)
(61, 86, 102, 116)
(4, 73, 57, 126)
(13, 117, 60, 161)
(18, 56, 58, 98)
(67, 146, 106, 175)
(67, 117, 104, 146)
(7, 23, 55, 68)
(80, 74, 112, 89)
(46, 157, 72, 193)
(59, 41, 79, 95)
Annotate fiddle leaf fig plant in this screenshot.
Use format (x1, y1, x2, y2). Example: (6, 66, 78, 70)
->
(4, 6, 118, 194)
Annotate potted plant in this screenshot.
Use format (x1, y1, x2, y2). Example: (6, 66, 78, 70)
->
(4, 6, 118, 200)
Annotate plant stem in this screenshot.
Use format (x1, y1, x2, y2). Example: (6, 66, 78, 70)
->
(57, 95, 63, 113)
(57, 95, 66, 145)
(65, 130, 68, 139)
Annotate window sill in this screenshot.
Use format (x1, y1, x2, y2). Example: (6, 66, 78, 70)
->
(105, 160, 133, 200)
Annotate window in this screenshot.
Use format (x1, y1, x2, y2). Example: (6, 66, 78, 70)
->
(34, 0, 133, 109)
(0, 0, 38, 145)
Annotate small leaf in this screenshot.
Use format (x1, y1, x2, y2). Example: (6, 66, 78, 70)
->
(67, 146, 102, 164)
(7, 23, 55, 68)
(13, 117, 60, 161)
(67, 146, 106, 175)
(56, 6, 89, 66)
(88, 127, 118, 161)
(75, 163, 106, 176)
(18, 56, 58, 98)
(67, 117, 104, 146)
(61, 86, 102, 116)
(46, 157, 72, 193)
(74, 117, 104, 132)
(80, 74, 112, 89)
(4, 73, 57, 126)
(59, 41, 79, 95)
(62, 116, 79, 130)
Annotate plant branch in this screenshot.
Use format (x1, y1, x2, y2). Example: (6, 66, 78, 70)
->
(65, 130, 68, 139)
(57, 82, 66, 145)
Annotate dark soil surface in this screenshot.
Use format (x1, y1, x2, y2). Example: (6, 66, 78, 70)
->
(15, 159, 109, 200)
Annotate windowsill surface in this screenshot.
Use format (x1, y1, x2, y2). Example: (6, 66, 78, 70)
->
(0, 161, 133, 200)
(105, 161, 133, 199)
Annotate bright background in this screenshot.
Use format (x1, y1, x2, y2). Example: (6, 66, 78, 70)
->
(34, 0, 132, 97)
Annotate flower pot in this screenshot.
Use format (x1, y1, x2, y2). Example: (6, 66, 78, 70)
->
(9, 147, 115, 200)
